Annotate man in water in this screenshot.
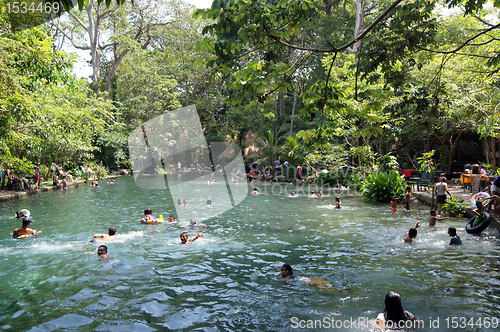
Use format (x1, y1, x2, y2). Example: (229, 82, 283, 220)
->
(97, 245, 110, 260)
(92, 227, 117, 241)
(180, 231, 204, 244)
(13, 218, 40, 238)
(403, 222, 421, 243)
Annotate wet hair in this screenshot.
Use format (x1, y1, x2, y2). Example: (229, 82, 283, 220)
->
(253, 188, 258, 191)
(335, 197, 340, 201)
(144, 208, 152, 215)
(448, 227, 457, 236)
(180, 232, 188, 238)
(282, 264, 293, 274)
(178, 199, 183, 205)
(108, 227, 116, 236)
(384, 291, 407, 325)
(190, 219, 197, 225)
(207, 199, 212, 205)
(430, 209, 436, 215)
(22, 217, 31, 227)
(408, 228, 418, 238)
(169, 215, 175, 219)
(98, 245, 107, 252)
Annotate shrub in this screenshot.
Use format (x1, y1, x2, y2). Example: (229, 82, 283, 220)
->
(94, 165, 108, 180)
(441, 196, 467, 217)
(361, 171, 407, 202)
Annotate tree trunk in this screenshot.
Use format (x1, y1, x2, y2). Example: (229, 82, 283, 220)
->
(347, 0, 366, 55)
(446, 130, 464, 173)
(290, 77, 299, 135)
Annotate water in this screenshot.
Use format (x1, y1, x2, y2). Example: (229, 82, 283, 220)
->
(0, 176, 499, 331)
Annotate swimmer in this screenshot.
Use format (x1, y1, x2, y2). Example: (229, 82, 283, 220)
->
(309, 191, 318, 198)
(288, 192, 296, 197)
(428, 209, 448, 226)
(13, 218, 40, 238)
(375, 291, 420, 329)
(177, 198, 183, 206)
(335, 197, 342, 209)
(142, 208, 154, 222)
(180, 231, 204, 244)
(168, 215, 177, 223)
(15, 209, 31, 219)
(206, 199, 213, 208)
(448, 227, 462, 245)
(280, 264, 332, 288)
(251, 187, 259, 195)
(183, 198, 189, 206)
(184, 219, 207, 227)
(91, 227, 117, 241)
(403, 222, 421, 243)
(97, 245, 110, 260)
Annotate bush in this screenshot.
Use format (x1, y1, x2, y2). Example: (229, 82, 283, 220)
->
(361, 171, 407, 202)
(94, 165, 108, 180)
(441, 196, 467, 217)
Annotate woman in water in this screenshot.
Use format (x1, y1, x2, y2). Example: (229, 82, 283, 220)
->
(375, 291, 420, 329)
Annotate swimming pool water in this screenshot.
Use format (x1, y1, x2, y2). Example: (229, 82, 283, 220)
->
(0, 176, 499, 331)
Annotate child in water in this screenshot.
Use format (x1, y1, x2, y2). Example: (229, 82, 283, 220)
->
(206, 199, 213, 208)
(448, 227, 462, 245)
(428, 209, 449, 226)
(403, 222, 421, 243)
(404, 187, 412, 211)
(142, 208, 154, 222)
(335, 197, 342, 209)
(391, 196, 398, 212)
(375, 291, 419, 329)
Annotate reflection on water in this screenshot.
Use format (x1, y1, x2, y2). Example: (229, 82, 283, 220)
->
(1, 176, 499, 331)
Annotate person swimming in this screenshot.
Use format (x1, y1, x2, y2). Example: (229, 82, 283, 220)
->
(280, 264, 332, 288)
(375, 291, 420, 329)
(206, 199, 213, 208)
(180, 231, 204, 244)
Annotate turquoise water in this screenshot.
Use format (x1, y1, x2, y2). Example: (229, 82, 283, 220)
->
(0, 176, 499, 331)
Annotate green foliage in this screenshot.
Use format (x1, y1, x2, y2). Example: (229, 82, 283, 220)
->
(378, 155, 399, 173)
(361, 171, 407, 203)
(441, 196, 467, 217)
(94, 165, 108, 180)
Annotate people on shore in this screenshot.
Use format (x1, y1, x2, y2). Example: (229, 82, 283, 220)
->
(375, 291, 419, 329)
(435, 178, 452, 215)
(180, 231, 204, 244)
(403, 222, 421, 243)
(448, 227, 462, 245)
(91, 227, 117, 241)
(428, 209, 449, 226)
(13, 218, 40, 238)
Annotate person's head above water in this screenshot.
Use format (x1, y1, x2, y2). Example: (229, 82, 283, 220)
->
(180, 232, 188, 244)
(430, 209, 437, 216)
(22, 217, 32, 227)
(144, 208, 152, 215)
(97, 245, 108, 256)
(408, 227, 418, 238)
(335, 197, 340, 202)
(108, 227, 116, 236)
(281, 264, 293, 278)
(190, 219, 197, 225)
(448, 227, 457, 237)
(384, 291, 406, 323)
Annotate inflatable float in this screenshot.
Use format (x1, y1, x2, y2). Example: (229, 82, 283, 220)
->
(15, 234, 35, 239)
(465, 213, 491, 234)
(140, 215, 166, 224)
